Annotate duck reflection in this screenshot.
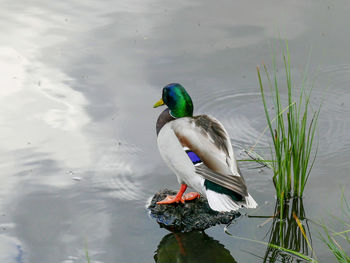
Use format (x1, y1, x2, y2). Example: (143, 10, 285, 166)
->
(154, 231, 237, 263)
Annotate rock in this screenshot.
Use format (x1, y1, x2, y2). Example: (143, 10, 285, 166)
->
(148, 189, 240, 232)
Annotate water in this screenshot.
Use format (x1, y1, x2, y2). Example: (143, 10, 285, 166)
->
(0, 0, 349, 262)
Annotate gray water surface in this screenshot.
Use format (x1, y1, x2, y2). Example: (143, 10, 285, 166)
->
(0, 0, 350, 262)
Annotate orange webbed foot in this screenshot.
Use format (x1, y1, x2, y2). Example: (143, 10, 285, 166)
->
(157, 195, 184, 204)
(182, 192, 200, 201)
(156, 192, 200, 205)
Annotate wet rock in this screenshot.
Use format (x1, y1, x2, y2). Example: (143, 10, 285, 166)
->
(148, 189, 240, 232)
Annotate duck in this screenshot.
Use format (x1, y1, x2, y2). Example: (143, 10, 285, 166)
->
(153, 83, 257, 212)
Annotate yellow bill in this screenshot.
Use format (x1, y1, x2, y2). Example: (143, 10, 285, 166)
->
(153, 98, 164, 108)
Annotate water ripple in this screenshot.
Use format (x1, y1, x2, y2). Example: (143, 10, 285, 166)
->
(91, 140, 151, 202)
(309, 64, 350, 159)
(197, 64, 350, 162)
(196, 87, 270, 157)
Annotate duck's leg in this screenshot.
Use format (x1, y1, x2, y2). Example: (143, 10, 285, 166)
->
(157, 184, 200, 204)
(157, 184, 187, 204)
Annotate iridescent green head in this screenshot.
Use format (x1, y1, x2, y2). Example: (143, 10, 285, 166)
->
(153, 83, 193, 118)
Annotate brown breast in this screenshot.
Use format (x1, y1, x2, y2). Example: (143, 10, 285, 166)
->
(156, 108, 175, 135)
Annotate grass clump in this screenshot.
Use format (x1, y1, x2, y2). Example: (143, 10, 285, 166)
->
(257, 42, 320, 201)
(319, 192, 350, 262)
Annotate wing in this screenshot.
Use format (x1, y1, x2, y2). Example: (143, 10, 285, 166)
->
(195, 164, 247, 197)
(172, 115, 248, 197)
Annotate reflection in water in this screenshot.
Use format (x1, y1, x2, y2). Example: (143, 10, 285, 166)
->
(0, 236, 24, 263)
(154, 231, 237, 263)
(263, 198, 313, 262)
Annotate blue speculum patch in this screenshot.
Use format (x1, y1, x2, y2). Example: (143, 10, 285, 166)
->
(186, 150, 202, 165)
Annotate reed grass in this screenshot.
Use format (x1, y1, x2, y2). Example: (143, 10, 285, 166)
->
(257, 42, 320, 201)
(85, 240, 91, 263)
(262, 198, 316, 262)
(225, 233, 316, 262)
(228, 198, 319, 262)
(320, 226, 350, 262)
(319, 192, 350, 262)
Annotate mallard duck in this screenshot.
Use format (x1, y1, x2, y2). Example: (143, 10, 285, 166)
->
(153, 83, 257, 212)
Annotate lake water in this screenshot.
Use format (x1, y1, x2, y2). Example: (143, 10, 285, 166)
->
(0, 0, 349, 262)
